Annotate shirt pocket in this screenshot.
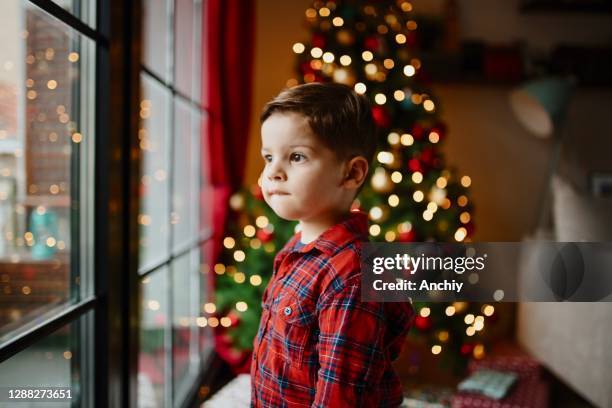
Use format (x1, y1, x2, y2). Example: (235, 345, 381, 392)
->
(269, 294, 315, 368)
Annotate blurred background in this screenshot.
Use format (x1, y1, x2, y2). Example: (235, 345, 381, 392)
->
(0, 0, 611, 407)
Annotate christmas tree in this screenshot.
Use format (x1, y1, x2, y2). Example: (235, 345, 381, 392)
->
(211, 0, 498, 375)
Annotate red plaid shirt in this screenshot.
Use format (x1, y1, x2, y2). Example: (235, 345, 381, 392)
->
(250, 211, 415, 407)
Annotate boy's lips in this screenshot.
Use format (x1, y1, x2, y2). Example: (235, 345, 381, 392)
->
(267, 189, 289, 196)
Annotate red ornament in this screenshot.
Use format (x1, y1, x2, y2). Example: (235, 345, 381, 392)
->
(371, 106, 391, 128)
(363, 35, 379, 51)
(406, 31, 418, 47)
(408, 158, 421, 172)
(414, 315, 432, 331)
(256, 228, 274, 243)
(300, 61, 314, 75)
(460, 343, 474, 356)
(398, 230, 417, 242)
(412, 123, 425, 140)
(312, 33, 326, 49)
(251, 184, 264, 200)
(465, 221, 476, 237)
(420, 147, 435, 166)
(430, 122, 447, 141)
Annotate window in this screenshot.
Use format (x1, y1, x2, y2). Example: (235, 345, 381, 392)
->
(0, 0, 96, 404)
(139, 0, 212, 406)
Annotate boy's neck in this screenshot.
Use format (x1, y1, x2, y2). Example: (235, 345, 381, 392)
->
(299, 210, 351, 244)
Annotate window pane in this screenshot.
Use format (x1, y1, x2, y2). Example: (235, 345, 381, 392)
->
(50, 0, 97, 28)
(0, 311, 92, 407)
(174, 0, 200, 101)
(143, 0, 171, 83)
(199, 112, 212, 237)
(172, 250, 200, 405)
(139, 267, 169, 408)
(172, 98, 199, 254)
(139, 73, 171, 272)
(198, 241, 214, 358)
(0, 1, 94, 344)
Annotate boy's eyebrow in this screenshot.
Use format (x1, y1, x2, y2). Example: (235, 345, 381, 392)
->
(260, 144, 315, 152)
(289, 144, 314, 150)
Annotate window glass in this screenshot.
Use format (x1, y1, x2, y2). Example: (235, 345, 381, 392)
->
(139, 267, 170, 408)
(139, 73, 171, 272)
(0, 1, 94, 344)
(143, 0, 171, 83)
(0, 311, 92, 407)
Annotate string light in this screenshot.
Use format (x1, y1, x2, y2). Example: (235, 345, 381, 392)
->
(365, 63, 377, 75)
(455, 227, 467, 242)
(292, 42, 305, 54)
(204, 303, 216, 314)
(403, 65, 415, 77)
(383, 58, 395, 69)
(400, 2, 413, 12)
(395, 34, 406, 44)
(354, 82, 366, 94)
(377, 151, 393, 164)
(319, 7, 330, 16)
(250, 275, 262, 286)
(423, 100, 435, 112)
(243, 225, 256, 237)
(361, 51, 373, 61)
(332, 17, 344, 26)
(431, 345, 442, 355)
(369, 206, 383, 221)
(413, 190, 424, 202)
(236, 301, 248, 312)
(428, 131, 440, 143)
(445, 306, 455, 316)
(387, 132, 400, 145)
(384, 231, 396, 242)
(420, 307, 430, 317)
(400, 133, 414, 146)
(393, 90, 405, 101)
(374, 93, 387, 105)
(388, 194, 399, 207)
(369, 224, 381, 236)
(255, 216, 269, 228)
(310, 47, 323, 58)
(436, 177, 447, 189)
(411, 171, 423, 183)
(322, 52, 335, 63)
(339, 55, 351, 66)
(464, 314, 475, 324)
(482, 305, 495, 316)
(461, 175, 472, 187)
(391, 171, 402, 183)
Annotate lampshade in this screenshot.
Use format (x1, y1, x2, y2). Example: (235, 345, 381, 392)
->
(509, 77, 574, 139)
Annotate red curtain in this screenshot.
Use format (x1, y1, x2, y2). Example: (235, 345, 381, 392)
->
(202, 0, 254, 262)
(202, 0, 255, 372)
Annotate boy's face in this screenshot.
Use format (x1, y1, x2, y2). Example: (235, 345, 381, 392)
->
(260, 112, 348, 222)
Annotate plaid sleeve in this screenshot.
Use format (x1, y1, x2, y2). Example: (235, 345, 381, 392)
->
(312, 276, 391, 408)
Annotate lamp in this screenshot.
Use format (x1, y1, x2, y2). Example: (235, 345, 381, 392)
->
(509, 76, 575, 231)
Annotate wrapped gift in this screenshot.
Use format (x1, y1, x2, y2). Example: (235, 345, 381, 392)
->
(452, 378, 549, 408)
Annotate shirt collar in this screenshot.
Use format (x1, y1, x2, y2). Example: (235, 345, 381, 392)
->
(287, 210, 369, 256)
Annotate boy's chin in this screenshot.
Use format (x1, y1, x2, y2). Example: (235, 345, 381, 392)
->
(268, 205, 301, 222)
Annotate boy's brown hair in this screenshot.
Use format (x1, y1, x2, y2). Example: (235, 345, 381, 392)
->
(260, 83, 377, 167)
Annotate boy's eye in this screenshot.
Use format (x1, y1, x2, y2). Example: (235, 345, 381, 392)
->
(290, 153, 306, 162)
(262, 154, 272, 163)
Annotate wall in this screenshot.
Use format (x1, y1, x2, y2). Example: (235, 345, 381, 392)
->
(246, 2, 612, 400)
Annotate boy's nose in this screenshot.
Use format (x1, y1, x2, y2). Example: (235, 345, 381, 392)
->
(266, 161, 287, 181)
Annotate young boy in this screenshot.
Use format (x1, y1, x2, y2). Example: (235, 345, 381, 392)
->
(250, 83, 415, 407)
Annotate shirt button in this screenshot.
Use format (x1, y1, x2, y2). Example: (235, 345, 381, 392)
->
(284, 306, 292, 316)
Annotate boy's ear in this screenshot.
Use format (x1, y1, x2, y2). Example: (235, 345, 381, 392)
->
(342, 156, 369, 190)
